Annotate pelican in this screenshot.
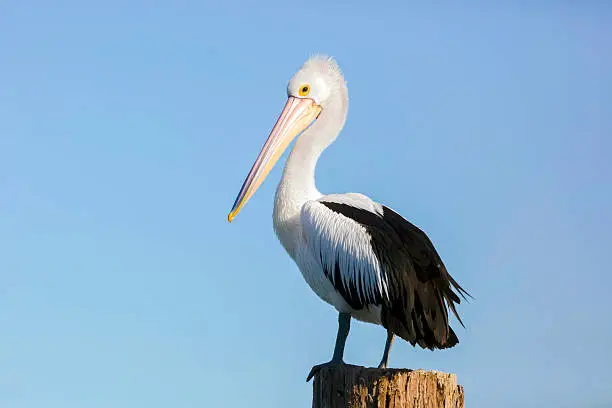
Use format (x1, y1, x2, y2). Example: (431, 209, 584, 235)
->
(228, 55, 469, 381)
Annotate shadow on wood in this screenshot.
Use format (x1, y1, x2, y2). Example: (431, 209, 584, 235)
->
(312, 364, 464, 408)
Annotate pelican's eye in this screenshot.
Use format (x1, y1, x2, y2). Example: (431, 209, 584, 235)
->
(298, 84, 311, 97)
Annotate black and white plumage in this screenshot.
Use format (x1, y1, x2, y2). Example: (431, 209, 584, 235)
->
(228, 55, 470, 380)
(303, 194, 468, 350)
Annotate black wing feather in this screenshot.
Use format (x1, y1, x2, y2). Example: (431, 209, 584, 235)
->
(320, 201, 470, 350)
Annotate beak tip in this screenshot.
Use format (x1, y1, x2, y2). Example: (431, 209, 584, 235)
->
(227, 212, 235, 223)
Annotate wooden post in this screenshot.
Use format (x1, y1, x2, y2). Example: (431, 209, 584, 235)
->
(312, 364, 464, 408)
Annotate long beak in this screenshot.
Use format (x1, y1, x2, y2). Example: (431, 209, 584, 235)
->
(228, 96, 322, 222)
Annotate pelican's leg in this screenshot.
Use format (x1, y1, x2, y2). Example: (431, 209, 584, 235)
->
(377, 330, 395, 369)
(306, 312, 350, 382)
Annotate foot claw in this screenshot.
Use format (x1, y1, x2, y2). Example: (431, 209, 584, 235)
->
(306, 360, 344, 382)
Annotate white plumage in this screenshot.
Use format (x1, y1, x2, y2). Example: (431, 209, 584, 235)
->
(229, 55, 469, 378)
(300, 196, 391, 317)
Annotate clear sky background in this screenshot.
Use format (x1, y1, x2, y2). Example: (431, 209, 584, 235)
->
(1, 1, 611, 407)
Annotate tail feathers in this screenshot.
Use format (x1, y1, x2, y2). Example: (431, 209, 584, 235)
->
(381, 282, 464, 350)
(381, 303, 459, 350)
(445, 275, 472, 328)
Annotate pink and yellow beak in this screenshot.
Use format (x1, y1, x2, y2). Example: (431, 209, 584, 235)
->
(228, 96, 322, 222)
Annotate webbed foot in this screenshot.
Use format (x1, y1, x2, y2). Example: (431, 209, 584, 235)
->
(306, 359, 345, 382)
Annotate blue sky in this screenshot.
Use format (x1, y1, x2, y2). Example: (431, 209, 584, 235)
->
(1, 1, 611, 407)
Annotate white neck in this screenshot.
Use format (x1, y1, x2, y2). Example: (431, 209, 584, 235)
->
(272, 99, 347, 258)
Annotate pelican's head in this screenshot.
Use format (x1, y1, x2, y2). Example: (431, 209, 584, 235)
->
(228, 55, 347, 222)
(287, 56, 347, 109)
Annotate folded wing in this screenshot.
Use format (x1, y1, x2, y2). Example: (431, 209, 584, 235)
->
(300, 193, 469, 349)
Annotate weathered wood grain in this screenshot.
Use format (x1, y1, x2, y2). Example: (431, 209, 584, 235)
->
(312, 365, 464, 408)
